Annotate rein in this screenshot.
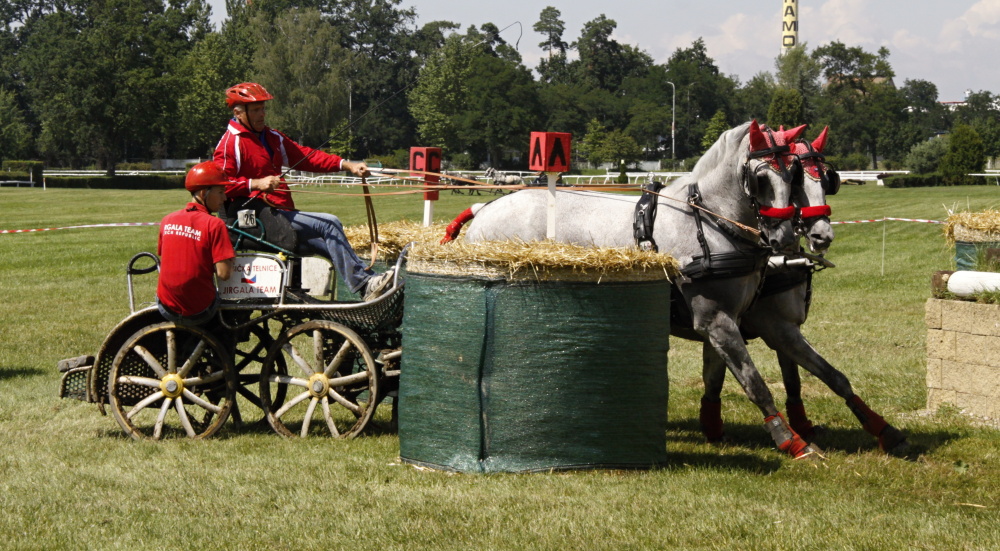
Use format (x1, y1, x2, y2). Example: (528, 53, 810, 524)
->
(360, 176, 379, 268)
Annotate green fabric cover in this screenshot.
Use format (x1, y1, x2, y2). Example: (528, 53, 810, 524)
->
(398, 271, 670, 473)
(955, 240, 1000, 271)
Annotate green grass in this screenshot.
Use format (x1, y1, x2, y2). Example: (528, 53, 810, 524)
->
(2, 183, 1000, 550)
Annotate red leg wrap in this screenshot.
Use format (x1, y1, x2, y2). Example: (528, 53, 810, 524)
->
(765, 413, 813, 459)
(440, 207, 476, 244)
(847, 395, 888, 438)
(699, 397, 725, 442)
(786, 402, 816, 440)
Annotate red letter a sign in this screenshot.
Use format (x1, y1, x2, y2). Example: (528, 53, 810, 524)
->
(528, 132, 571, 172)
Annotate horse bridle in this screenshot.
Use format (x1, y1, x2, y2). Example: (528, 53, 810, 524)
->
(744, 127, 803, 235)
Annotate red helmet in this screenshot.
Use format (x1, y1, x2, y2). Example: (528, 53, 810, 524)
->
(185, 161, 228, 192)
(225, 82, 274, 108)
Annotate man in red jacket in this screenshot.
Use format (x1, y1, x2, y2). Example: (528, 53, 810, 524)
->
(157, 161, 236, 325)
(214, 82, 394, 301)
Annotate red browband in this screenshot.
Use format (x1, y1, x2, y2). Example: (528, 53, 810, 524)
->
(759, 206, 796, 220)
(799, 205, 832, 219)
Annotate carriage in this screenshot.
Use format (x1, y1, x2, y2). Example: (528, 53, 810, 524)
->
(58, 218, 408, 441)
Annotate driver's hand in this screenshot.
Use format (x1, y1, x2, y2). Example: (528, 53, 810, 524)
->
(250, 175, 280, 192)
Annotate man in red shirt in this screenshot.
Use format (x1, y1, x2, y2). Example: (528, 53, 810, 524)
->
(214, 82, 394, 301)
(156, 161, 236, 325)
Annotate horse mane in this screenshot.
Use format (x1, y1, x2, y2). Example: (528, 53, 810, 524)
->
(687, 121, 752, 182)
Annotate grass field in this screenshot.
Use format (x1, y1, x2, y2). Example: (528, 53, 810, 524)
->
(1, 182, 999, 550)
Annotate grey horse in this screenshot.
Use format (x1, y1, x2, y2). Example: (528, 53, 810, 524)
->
(699, 128, 910, 455)
(454, 121, 822, 459)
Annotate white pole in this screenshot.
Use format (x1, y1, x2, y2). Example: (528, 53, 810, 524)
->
(546, 171, 559, 239)
(881, 218, 887, 276)
(423, 200, 434, 227)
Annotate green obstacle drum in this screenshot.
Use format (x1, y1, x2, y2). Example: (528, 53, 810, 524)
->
(398, 244, 676, 473)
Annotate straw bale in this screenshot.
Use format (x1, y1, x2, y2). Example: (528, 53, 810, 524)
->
(408, 240, 679, 282)
(944, 210, 1000, 244)
(343, 220, 679, 282)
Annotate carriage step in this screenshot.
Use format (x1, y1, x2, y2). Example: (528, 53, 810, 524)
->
(57, 355, 95, 402)
(57, 355, 94, 372)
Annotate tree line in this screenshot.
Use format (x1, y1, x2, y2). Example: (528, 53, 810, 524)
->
(2, 0, 997, 176)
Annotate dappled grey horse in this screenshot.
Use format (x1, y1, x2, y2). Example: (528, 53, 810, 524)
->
(450, 121, 822, 459)
(699, 128, 910, 455)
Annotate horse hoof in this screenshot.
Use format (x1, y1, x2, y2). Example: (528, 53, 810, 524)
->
(879, 425, 911, 457)
(794, 443, 827, 462)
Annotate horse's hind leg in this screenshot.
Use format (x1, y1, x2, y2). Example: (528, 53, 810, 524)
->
(777, 352, 817, 440)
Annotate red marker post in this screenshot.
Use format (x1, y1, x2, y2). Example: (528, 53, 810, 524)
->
(528, 132, 571, 239)
(410, 147, 442, 226)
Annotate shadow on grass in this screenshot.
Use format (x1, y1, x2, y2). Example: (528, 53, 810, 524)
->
(668, 416, 955, 462)
(0, 366, 46, 380)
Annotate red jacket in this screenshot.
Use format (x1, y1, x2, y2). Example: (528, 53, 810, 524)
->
(214, 119, 344, 210)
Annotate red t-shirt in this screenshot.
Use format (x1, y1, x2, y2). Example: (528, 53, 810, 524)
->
(156, 202, 235, 317)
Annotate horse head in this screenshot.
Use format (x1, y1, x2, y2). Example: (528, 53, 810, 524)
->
(788, 126, 837, 254)
(742, 120, 802, 252)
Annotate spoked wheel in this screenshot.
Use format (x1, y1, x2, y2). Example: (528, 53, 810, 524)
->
(108, 323, 235, 440)
(230, 323, 287, 428)
(260, 320, 378, 438)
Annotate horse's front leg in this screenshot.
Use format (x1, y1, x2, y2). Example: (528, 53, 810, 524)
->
(700, 343, 727, 442)
(691, 302, 822, 459)
(762, 332, 909, 455)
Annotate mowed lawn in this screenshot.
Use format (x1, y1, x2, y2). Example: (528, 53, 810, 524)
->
(1, 182, 999, 550)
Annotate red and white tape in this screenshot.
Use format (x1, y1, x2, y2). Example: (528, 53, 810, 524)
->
(1, 222, 159, 234)
(832, 217, 943, 225)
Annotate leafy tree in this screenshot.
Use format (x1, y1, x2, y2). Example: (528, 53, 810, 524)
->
(701, 110, 729, 151)
(409, 33, 476, 151)
(17, 0, 206, 171)
(534, 6, 569, 84)
(954, 91, 1000, 160)
(812, 41, 900, 168)
(570, 15, 652, 92)
(251, 9, 352, 148)
(534, 6, 567, 59)
(904, 136, 949, 174)
(733, 72, 776, 122)
(663, 38, 738, 159)
(940, 124, 984, 185)
(322, 0, 422, 157)
(173, 33, 250, 158)
(774, 44, 820, 122)
(409, 26, 541, 166)
(767, 88, 805, 129)
(0, 87, 32, 161)
(579, 118, 609, 166)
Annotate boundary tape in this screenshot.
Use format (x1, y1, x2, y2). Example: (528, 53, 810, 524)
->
(1, 222, 159, 234)
(1, 217, 946, 235)
(832, 217, 943, 225)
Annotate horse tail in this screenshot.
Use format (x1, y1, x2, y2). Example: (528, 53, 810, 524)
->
(440, 203, 487, 243)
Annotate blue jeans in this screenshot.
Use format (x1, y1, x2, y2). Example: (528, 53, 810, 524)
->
(276, 210, 374, 293)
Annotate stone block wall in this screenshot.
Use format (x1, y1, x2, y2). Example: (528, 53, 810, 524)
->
(925, 298, 1000, 419)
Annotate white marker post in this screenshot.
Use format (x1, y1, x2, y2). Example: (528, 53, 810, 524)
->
(528, 132, 572, 240)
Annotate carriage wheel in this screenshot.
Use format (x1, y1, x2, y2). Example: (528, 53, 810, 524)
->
(260, 320, 378, 438)
(230, 323, 287, 428)
(108, 323, 235, 440)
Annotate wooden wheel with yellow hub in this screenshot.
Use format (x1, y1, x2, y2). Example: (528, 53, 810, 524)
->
(259, 320, 378, 438)
(108, 323, 235, 440)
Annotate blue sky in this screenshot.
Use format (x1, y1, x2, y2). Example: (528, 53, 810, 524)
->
(208, 0, 1000, 101)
